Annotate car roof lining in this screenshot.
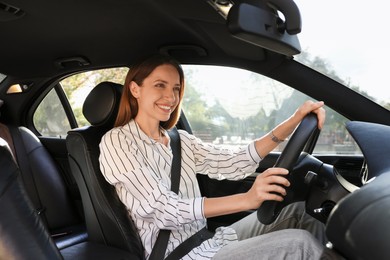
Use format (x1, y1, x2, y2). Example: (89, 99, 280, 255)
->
(0, 0, 273, 78)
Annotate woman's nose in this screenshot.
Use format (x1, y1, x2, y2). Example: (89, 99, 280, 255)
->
(164, 88, 176, 101)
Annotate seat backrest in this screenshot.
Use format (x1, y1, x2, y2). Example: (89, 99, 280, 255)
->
(0, 137, 63, 260)
(0, 121, 87, 249)
(0, 137, 138, 260)
(66, 81, 144, 259)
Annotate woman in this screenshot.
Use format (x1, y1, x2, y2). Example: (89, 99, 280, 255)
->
(99, 54, 326, 259)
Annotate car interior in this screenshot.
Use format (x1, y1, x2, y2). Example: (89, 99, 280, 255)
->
(1, 0, 390, 259)
(0, 134, 136, 259)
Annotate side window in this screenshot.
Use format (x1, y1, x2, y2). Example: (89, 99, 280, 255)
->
(33, 67, 128, 137)
(182, 65, 361, 155)
(33, 88, 70, 137)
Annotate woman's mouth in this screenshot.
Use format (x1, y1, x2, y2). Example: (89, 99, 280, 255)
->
(157, 104, 172, 113)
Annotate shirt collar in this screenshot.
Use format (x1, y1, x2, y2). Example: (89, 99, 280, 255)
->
(127, 119, 170, 147)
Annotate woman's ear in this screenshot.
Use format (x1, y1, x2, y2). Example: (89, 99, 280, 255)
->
(129, 81, 140, 98)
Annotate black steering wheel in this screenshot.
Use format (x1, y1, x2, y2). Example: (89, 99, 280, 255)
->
(257, 113, 319, 224)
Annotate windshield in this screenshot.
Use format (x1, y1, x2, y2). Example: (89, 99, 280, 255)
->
(295, 0, 390, 110)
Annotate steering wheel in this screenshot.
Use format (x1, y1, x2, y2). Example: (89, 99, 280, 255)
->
(257, 113, 319, 224)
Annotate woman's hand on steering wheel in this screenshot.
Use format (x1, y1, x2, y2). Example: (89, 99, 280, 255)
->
(257, 112, 321, 224)
(293, 100, 326, 130)
(244, 168, 290, 210)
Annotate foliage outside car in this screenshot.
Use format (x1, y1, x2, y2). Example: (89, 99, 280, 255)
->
(33, 52, 383, 155)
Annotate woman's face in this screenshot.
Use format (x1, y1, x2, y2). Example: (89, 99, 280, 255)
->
(131, 64, 181, 125)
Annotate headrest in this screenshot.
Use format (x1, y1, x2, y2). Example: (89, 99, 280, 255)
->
(82, 81, 122, 127)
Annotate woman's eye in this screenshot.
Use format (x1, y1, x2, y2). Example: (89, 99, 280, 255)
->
(155, 83, 164, 88)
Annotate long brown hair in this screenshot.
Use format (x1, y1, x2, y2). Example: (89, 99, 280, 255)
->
(115, 54, 185, 129)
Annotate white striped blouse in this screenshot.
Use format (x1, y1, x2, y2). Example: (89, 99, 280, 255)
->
(99, 119, 262, 259)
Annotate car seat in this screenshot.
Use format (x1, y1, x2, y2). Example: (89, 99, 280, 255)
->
(0, 116, 87, 249)
(0, 137, 63, 260)
(0, 136, 139, 259)
(66, 81, 144, 259)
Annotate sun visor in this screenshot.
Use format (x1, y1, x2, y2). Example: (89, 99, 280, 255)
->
(227, 0, 301, 56)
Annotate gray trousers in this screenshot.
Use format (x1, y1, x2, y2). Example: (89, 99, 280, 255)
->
(212, 202, 326, 260)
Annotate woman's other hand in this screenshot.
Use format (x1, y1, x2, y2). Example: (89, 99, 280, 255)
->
(293, 100, 326, 130)
(244, 168, 290, 209)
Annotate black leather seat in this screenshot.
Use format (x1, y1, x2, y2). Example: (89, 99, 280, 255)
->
(0, 137, 63, 260)
(8, 125, 87, 249)
(0, 119, 87, 249)
(66, 81, 144, 259)
(0, 137, 139, 260)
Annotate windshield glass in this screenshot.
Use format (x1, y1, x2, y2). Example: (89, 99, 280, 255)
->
(295, 0, 390, 110)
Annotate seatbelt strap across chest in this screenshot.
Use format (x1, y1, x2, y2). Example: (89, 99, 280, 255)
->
(168, 127, 182, 193)
(149, 127, 181, 260)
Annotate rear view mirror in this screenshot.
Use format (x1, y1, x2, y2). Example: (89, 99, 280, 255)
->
(227, 0, 302, 56)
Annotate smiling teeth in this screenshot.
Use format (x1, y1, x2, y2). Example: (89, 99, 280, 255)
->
(158, 105, 171, 110)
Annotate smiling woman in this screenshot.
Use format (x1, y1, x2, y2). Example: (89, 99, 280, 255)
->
(97, 54, 327, 260)
(1, 0, 390, 259)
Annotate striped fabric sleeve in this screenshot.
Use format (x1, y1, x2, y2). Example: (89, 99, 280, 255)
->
(99, 130, 204, 229)
(179, 130, 262, 181)
(247, 141, 262, 163)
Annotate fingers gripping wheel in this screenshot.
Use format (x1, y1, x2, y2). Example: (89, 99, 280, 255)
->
(257, 113, 319, 224)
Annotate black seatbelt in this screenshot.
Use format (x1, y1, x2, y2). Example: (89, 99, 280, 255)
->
(8, 126, 48, 225)
(165, 227, 214, 260)
(150, 127, 215, 260)
(168, 127, 182, 193)
(149, 127, 182, 260)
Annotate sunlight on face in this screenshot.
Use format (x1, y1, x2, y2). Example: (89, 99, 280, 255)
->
(135, 64, 181, 123)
